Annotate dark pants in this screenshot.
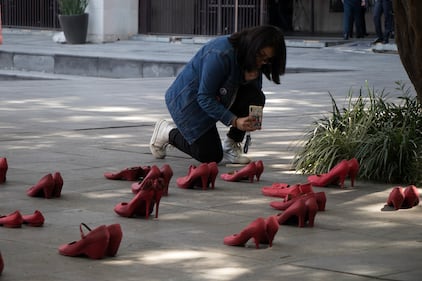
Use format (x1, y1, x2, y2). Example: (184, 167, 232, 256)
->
(343, 0, 363, 39)
(373, 0, 393, 41)
(169, 84, 265, 163)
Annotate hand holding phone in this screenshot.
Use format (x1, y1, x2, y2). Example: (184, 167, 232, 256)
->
(249, 105, 263, 130)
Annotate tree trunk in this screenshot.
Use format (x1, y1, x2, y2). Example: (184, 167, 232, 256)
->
(392, 0, 422, 101)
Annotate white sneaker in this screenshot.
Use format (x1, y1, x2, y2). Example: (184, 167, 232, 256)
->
(150, 120, 175, 159)
(222, 137, 251, 164)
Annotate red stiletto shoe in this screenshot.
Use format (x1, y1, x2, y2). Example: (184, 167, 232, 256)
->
(27, 174, 55, 199)
(276, 199, 307, 227)
(221, 162, 257, 183)
(104, 166, 151, 181)
(402, 185, 420, 209)
(0, 210, 23, 228)
(53, 172, 63, 197)
(0, 157, 7, 184)
(262, 182, 314, 198)
(260, 215, 279, 247)
(22, 210, 45, 227)
(223, 217, 267, 249)
(115, 179, 156, 219)
(177, 163, 210, 190)
(160, 164, 173, 196)
(348, 158, 359, 187)
(270, 191, 326, 212)
(152, 177, 166, 218)
(0, 250, 4, 275)
(386, 186, 405, 210)
(131, 165, 161, 194)
(58, 224, 110, 259)
(307, 160, 350, 188)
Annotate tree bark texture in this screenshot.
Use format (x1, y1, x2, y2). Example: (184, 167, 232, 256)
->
(393, 0, 422, 101)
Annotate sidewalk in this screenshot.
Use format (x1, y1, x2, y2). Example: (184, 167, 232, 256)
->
(0, 31, 420, 281)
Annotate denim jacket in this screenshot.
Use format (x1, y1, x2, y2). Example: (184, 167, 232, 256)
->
(165, 36, 262, 144)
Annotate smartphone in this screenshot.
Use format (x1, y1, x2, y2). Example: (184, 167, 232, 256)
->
(249, 105, 263, 130)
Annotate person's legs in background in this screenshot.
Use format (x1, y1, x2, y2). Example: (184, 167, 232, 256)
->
(372, 0, 384, 44)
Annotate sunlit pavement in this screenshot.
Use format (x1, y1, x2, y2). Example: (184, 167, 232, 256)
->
(0, 32, 420, 281)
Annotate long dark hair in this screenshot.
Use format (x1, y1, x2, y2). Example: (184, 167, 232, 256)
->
(229, 25, 286, 84)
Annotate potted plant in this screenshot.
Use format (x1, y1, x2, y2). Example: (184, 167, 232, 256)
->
(57, 0, 89, 44)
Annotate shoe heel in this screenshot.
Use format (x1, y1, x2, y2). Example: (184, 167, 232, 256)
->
(255, 160, 264, 181)
(208, 162, 218, 189)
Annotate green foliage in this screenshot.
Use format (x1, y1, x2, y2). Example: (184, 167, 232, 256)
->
(293, 82, 422, 184)
(58, 0, 88, 15)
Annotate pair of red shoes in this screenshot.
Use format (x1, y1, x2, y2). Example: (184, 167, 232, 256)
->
(177, 162, 218, 190)
(307, 158, 359, 188)
(220, 160, 264, 183)
(26, 172, 63, 199)
(386, 185, 420, 210)
(0, 210, 45, 228)
(114, 164, 173, 219)
(59, 223, 122, 259)
(104, 165, 151, 181)
(0, 157, 7, 184)
(224, 215, 279, 249)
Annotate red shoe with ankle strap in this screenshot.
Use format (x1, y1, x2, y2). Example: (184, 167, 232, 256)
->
(270, 191, 326, 212)
(0, 157, 7, 184)
(386, 186, 405, 210)
(22, 210, 45, 227)
(131, 165, 161, 194)
(262, 182, 314, 198)
(220, 162, 257, 183)
(0, 210, 23, 228)
(402, 185, 419, 209)
(27, 174, 56, 199)
(104, 166, 151, 181)
(177, 163, 210, 190)
(307, 159, 350, 188)
(58, 223, 110, 259)
(223, 217, 267, 249)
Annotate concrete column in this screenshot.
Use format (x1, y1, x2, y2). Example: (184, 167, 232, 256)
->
(87, 0, 138, 43)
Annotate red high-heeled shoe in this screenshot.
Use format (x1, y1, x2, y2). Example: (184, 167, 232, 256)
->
(262, 183, 313, 198)
(177, 163, 210, 190)
(131, 165, 161, 194)
(304, 196, 319, 227)
(223, 217, 267, 249)
(22, 210, 45, 227)
(78, 223, 123, 257)
(53, 172, 63, 197)
(220, 162, 257, 183)
(27, 174, 56, 199)
(58, 224, 110, 259)
(104, 166, 151, 181)
(402, 185, 419, 209)
(307, 160, 350, 188)
(348, 158, 359, 187)
(386, 186, 405, 210)
(115, 179, 156, 219)
(207, 162, 218, 189)
(0, 157, 7, 184)
(0, 210, 23, 228)
(0, 250, 4, 275)
(260, 215, 279, 247)
(270, 191, 326, 212)
(255, 160, 264, 181)
(160, 164, 173, 196)
(152, 177, 166, 219)
(276, 199, 307, 227)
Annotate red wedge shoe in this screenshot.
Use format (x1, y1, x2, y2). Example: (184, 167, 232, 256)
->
(386, 186, 405, 210)
(22, 210, 45, 227)
(270, 191, 326, 212)
(223, 217, 267, 249)
(307, 159, 350, 188)
(53, 172, 63, 197)
(262, 182, 314, 198)
(104, 166, 151, 181)
(177, 163, 210, 190)
(27, 174, 56, 199)
(131, 165, 161, 194)
(0, 210, 23, 228)
(221, 162, 257, 183)
(402, 185, 420, 209)
(58, 224, 110, 259)
(0, 157, 7, 184)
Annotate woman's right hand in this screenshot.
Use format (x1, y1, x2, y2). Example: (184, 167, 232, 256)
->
(235, 116, 259, 132)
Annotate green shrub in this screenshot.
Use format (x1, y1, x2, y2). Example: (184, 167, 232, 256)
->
(293, 82, 422, 184)
(58, 0, 88, 15)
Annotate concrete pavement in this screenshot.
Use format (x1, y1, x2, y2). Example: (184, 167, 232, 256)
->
(0, 31, 421, 281)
